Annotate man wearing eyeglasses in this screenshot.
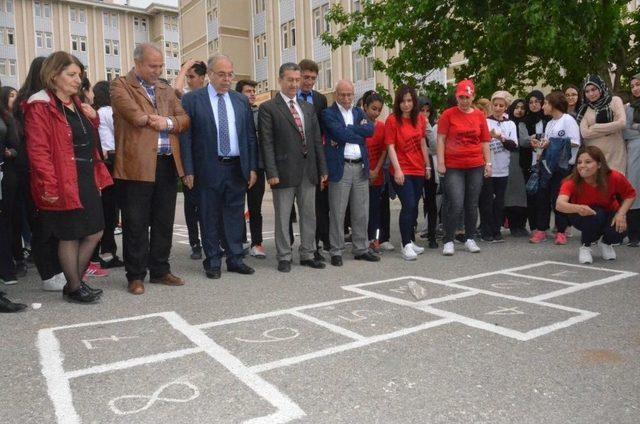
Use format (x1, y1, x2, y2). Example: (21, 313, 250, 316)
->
(180, 54, 258, 280)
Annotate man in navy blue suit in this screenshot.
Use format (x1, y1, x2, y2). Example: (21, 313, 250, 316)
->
(322, 80, 379, 266)
(180, 54, 258, 279)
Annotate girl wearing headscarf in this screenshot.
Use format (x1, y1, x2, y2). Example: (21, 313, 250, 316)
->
(504, 99, 529, 236)
(519, 90, 550, 242)
(623, 72, 640, 247)
(577, 74, 627, 174)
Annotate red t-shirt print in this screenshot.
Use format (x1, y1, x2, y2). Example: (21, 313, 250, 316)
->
(384, 114, 426, 177)
(437, 107, 490, 169)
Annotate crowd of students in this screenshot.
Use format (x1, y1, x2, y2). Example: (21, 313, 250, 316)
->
(0, 46, 637, 312)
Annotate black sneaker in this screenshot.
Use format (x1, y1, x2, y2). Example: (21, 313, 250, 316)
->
(428, 238, 438, 249)
(190, 245, 203, 260)
(481, 234, 494, 242)
(100, 256, 124, 268)
(63, 285, 99, 304)
(491, 234, 505, 243)
(0, 292, 27, 313)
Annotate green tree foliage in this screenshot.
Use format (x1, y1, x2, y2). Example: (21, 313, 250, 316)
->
(322, 0, 639, 105)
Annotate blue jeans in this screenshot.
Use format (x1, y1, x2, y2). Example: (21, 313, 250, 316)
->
(392, 175, 424, 246)
(443, 167, 484, 243)
(569, 207, 626, 246)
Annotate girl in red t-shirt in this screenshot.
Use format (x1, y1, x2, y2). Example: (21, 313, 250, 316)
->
(362, 91, 386, 252)
(385, 85, 430, 261)
(436, 79, 491, 256)
(556, 146, 636, 264)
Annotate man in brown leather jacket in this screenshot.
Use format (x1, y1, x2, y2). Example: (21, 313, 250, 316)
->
(111, 43, 190, 295)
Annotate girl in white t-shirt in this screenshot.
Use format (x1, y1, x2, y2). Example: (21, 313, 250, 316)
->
(478, 91, 518, 242)
(529, 91, 581, 245)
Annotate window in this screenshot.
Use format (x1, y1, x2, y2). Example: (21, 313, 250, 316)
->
(79, 9, 86, 23)
(71, 8, 86, 23)
(172, 42, 179, 58)
(71, 35, 87, 52)
(134, 16, 147, 31)
(207, 7, 218, 22)
(262, 34, 267, 58)
(208, 38, 219, 53)
(256, 79, 268, 93)
(165, 16, 178, 31)
(281, 20, 295, 49)
(254, 0, 265, 13)
(313, 4, 331, 38)
(104, 39, 119, 56)
(9, 58, 15, 76)
(36, 31, 43, 48)
(38, 31, 53, 49)
(35, 1, 52, 18)
(365, 55, 374, 80)
(317, 59, 332, 90)
(106, 67, 121, 82)
(70, 7, 77, 22)
(352, 51, 363, 81)
(141, 17, 147, 31)
(0, 0, 13, 13)
(0, 27, 14, 46)
(351, 0, 361, 12)
(165, 42, 179, 58)
(254, 36, 261, 60)
(104, 12, 118, 28)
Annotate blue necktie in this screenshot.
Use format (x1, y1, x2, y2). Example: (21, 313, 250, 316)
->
(218, 93, 230, 156)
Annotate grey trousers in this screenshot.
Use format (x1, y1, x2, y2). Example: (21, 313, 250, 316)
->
(329, 162, 369, 256)
(272, 175, 317, 262)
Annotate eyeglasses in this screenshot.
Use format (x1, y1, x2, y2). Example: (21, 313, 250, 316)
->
(565, 93, 578, 97)
(214, 72, 235, 79)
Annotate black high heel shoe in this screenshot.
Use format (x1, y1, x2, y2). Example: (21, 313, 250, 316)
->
(63, 285, 99, 304)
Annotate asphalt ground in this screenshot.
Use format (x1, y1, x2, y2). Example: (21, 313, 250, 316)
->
(1, 193, 639, 424)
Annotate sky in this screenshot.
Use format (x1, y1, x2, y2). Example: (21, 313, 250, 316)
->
(128, 0, 178, 7)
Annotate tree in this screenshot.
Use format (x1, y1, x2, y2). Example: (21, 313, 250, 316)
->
(322, 0, 639, 105)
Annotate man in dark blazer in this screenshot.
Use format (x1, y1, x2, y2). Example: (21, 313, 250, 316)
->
(322, 80, 379, 266)
(260, 62, 328, 272)
(297, 59, 330, 261)
(180, 54, 257, 279)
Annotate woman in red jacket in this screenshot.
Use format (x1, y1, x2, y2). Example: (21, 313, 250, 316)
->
(24, 52, 112, 303)
(556, 146, 636, 264)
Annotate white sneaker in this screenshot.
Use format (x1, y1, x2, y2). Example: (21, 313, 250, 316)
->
(401, 243, 418, 261)
(579, 245, 593, 264)
(42, 272, 66, 291)
(409, 241, 424, 255)
(380, 241, 395, 251)
(442, 241, 455, 256)
(465, 239, 481, 253)
(250, 245, 266, 258)
(599, 241, 616, 260)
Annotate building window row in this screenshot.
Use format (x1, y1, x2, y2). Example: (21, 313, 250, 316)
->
(207, 7, 218, 23)
(70, 7, 86, 23)
(106, 68, 121, 82)
(0, 27, 14, 46)
(104, 39, 119, 56)
(256, 79, 268, 93)
(281, 20, 295, 50)
(352, 52, 374, 82)
(71, 34, 87, 52)
(103, 12, 119, 29)
(164, 16, 178, 31)
(0, 0, 13, 13)
(133, 16, 148, 31)
(165, 41, 179, 59)
(254, 0, 265, 13)
(312, 4, 330, 38)
(0, 58, 16, 77)
(208, 38, 219, 53)
(206, 0, 218, 10)
(36, 31, 53, 49)
(34, 1, 52, 18)
(254, 33, 267, 61)
(317, 59, 332, 90)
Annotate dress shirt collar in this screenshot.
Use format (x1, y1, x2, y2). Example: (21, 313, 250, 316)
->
(208, 84, 230, 100)
(280, 92, 298, 105)
(337, 103, 353, 115)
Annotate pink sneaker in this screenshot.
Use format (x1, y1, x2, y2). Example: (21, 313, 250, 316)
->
(85, 262, 108, 278)
(529, 230, 547, 244)
(554, 232, 567, 245)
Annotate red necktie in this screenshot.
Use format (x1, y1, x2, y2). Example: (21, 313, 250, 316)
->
(289, 100, 307, 155)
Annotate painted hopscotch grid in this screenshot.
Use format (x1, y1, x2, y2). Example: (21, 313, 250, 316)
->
(37, 261, 637, 423)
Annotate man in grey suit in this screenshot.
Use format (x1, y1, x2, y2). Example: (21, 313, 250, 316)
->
(259, 63, 328, 272)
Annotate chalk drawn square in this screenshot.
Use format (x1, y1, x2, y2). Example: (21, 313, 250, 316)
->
(511, 263, 623, 284)
(451, 273, 571, 298)
(201, 315, 354, 366)
(430, 294, 583, 334)
(53, 316, 197, 372)
(70, 352, 275, 423)
(346, 278, 469, 303)
(300, 297, 442, 337)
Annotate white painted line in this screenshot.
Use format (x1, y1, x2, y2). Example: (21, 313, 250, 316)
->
(520, 311, 600, 341)
(342, 275, 443, 289)
(249, 318, 453, 373)
(543, 261, 637, 274)
(37, 330, 81, 424)
(195, 296, 369, 329)
(44, 312, 169, 331)
(64, 347, 203, 379)
(500, 272, 579, 286)
(288, 310, 366, 341)
(162, 312, 306, 424)
(528, 272, 638, 301)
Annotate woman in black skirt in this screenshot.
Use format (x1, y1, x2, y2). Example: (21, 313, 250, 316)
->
(23, 52, 113, 303)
